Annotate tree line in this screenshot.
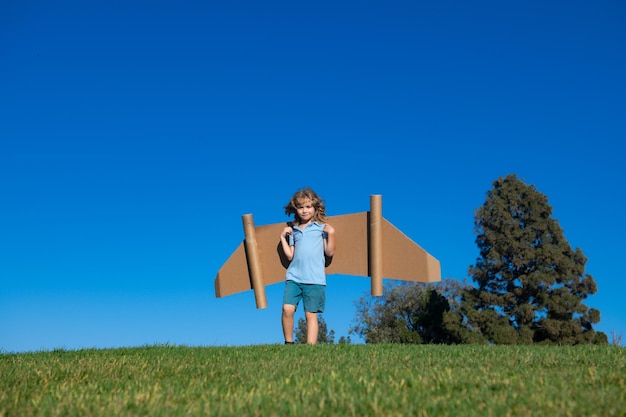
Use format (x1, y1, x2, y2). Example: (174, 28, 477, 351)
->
(296, 174, 607, 345)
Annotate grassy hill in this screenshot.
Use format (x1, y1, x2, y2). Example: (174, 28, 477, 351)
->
(1, 344, 625, 416)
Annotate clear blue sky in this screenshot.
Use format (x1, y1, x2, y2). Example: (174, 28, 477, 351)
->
(2, 0, 624, 352)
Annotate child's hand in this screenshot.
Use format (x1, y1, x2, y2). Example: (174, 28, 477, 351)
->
(281, 226, 293, 239)
(323, 223, 336, 257)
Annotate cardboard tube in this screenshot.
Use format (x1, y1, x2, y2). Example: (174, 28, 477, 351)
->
(242, 214, 268, 309)
(370, 195, 383, 296)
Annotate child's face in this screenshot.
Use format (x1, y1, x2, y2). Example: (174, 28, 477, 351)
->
(295, 198, 316, 223)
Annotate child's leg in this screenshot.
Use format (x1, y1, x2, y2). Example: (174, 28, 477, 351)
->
(305, 311, 318, 345)
(282, 304, 296, 343)
(302, 284, 324, 345)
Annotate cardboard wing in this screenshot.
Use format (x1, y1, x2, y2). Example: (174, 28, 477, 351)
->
(214, 195, 441, 309)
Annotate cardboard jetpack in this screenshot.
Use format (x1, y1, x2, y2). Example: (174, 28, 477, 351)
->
(214, 195, 441, 309)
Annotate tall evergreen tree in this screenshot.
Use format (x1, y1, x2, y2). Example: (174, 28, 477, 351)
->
(462, 174, 606, 345)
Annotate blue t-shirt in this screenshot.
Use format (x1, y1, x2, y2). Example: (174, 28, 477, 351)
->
(286, 222, 327, 285)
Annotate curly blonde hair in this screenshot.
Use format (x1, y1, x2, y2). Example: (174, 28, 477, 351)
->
(284, 187, 327, 225)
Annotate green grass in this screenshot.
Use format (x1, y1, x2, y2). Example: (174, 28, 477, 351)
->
(1, 344, 625, 417)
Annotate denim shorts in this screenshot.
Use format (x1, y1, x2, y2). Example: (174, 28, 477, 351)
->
(283, 280, 326, 313)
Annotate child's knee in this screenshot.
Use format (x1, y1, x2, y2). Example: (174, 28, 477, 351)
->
(282, 304, 296, 316)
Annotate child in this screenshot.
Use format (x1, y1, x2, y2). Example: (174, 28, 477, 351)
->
(280, 187, 336, 345)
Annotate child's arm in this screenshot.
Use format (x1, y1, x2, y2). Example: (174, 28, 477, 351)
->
(323, 224, 336, 257)
(280, 226, 294, 261)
